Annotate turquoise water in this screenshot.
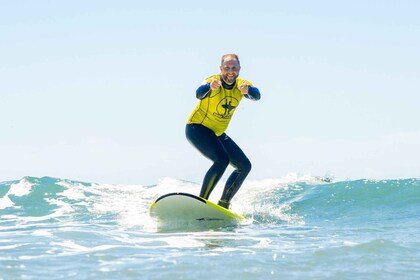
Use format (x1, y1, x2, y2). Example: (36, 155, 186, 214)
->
(1, 176, 419, 279)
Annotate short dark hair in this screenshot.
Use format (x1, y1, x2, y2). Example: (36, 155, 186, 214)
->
(221, 54, 240, 66)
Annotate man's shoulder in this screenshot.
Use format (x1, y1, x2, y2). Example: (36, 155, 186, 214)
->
(236, 78, 253, 86)
(204, 74, 221, 82)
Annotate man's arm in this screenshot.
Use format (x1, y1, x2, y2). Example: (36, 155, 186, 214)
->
(196, 79, 222, 99)
(245, 86, 261, 100)
(196, 83, 211, 99)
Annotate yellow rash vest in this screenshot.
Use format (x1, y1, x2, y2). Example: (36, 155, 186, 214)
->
(187, 75, 254, 136)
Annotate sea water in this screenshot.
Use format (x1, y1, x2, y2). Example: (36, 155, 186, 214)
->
(1, 175, 419, 279)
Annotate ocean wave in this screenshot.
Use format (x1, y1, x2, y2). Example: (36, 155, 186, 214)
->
(1, 176, 419, 229)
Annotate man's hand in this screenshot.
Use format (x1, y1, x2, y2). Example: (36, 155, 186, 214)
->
(238, 83, 249, 95)
(210, 79, 222, 90)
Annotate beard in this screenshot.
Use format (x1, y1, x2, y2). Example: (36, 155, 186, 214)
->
(221, 73, 238, 85)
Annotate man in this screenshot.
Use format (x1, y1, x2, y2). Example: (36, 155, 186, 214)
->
(185, 54, 261, 209)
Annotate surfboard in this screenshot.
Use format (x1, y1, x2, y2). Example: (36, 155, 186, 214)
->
(150, 192, 244, 230)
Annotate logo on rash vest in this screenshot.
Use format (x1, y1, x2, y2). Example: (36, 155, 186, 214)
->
(214, 97, 239, 119)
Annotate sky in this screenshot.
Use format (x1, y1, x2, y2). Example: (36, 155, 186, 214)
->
(1, 0, 419, 185)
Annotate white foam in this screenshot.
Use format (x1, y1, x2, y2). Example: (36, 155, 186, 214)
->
(0, 177, 35, 209)
(49, 240, 119, 255)
(0, 195, 15, 210)
(32, 229, 53, 238)
(226, 172, 323, 225)
(57, 184, 88, 200)
(7, 177, 34, 197)
(160, 236, 205, 248)
(0, 244, 20, 250)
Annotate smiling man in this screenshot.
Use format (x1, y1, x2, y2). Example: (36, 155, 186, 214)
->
(185, 54, 261, 209)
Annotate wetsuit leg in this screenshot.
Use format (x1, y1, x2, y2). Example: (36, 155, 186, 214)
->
(218, 133, 252, 205)
(185, 124, 229, 199)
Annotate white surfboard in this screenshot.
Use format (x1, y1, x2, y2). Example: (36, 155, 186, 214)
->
(150, 192, 244, 229)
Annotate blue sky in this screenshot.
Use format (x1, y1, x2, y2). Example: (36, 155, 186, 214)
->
(1, 0, 419, 184)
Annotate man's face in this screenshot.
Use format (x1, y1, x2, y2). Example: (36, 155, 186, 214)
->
(220, 58, 241, 85)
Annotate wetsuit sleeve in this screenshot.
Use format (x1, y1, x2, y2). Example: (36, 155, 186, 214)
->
(245, 86, 261, 100)
(196, 83, 211, 99)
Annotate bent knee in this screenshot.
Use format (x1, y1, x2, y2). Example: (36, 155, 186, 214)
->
(245, 160, 252, 173)
(239, 158, 252, 174)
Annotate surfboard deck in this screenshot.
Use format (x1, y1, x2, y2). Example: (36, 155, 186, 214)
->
(150, 192, 244, 230)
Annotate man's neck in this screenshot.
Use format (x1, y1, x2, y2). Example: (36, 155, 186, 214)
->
(220, 76, 236, 89)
